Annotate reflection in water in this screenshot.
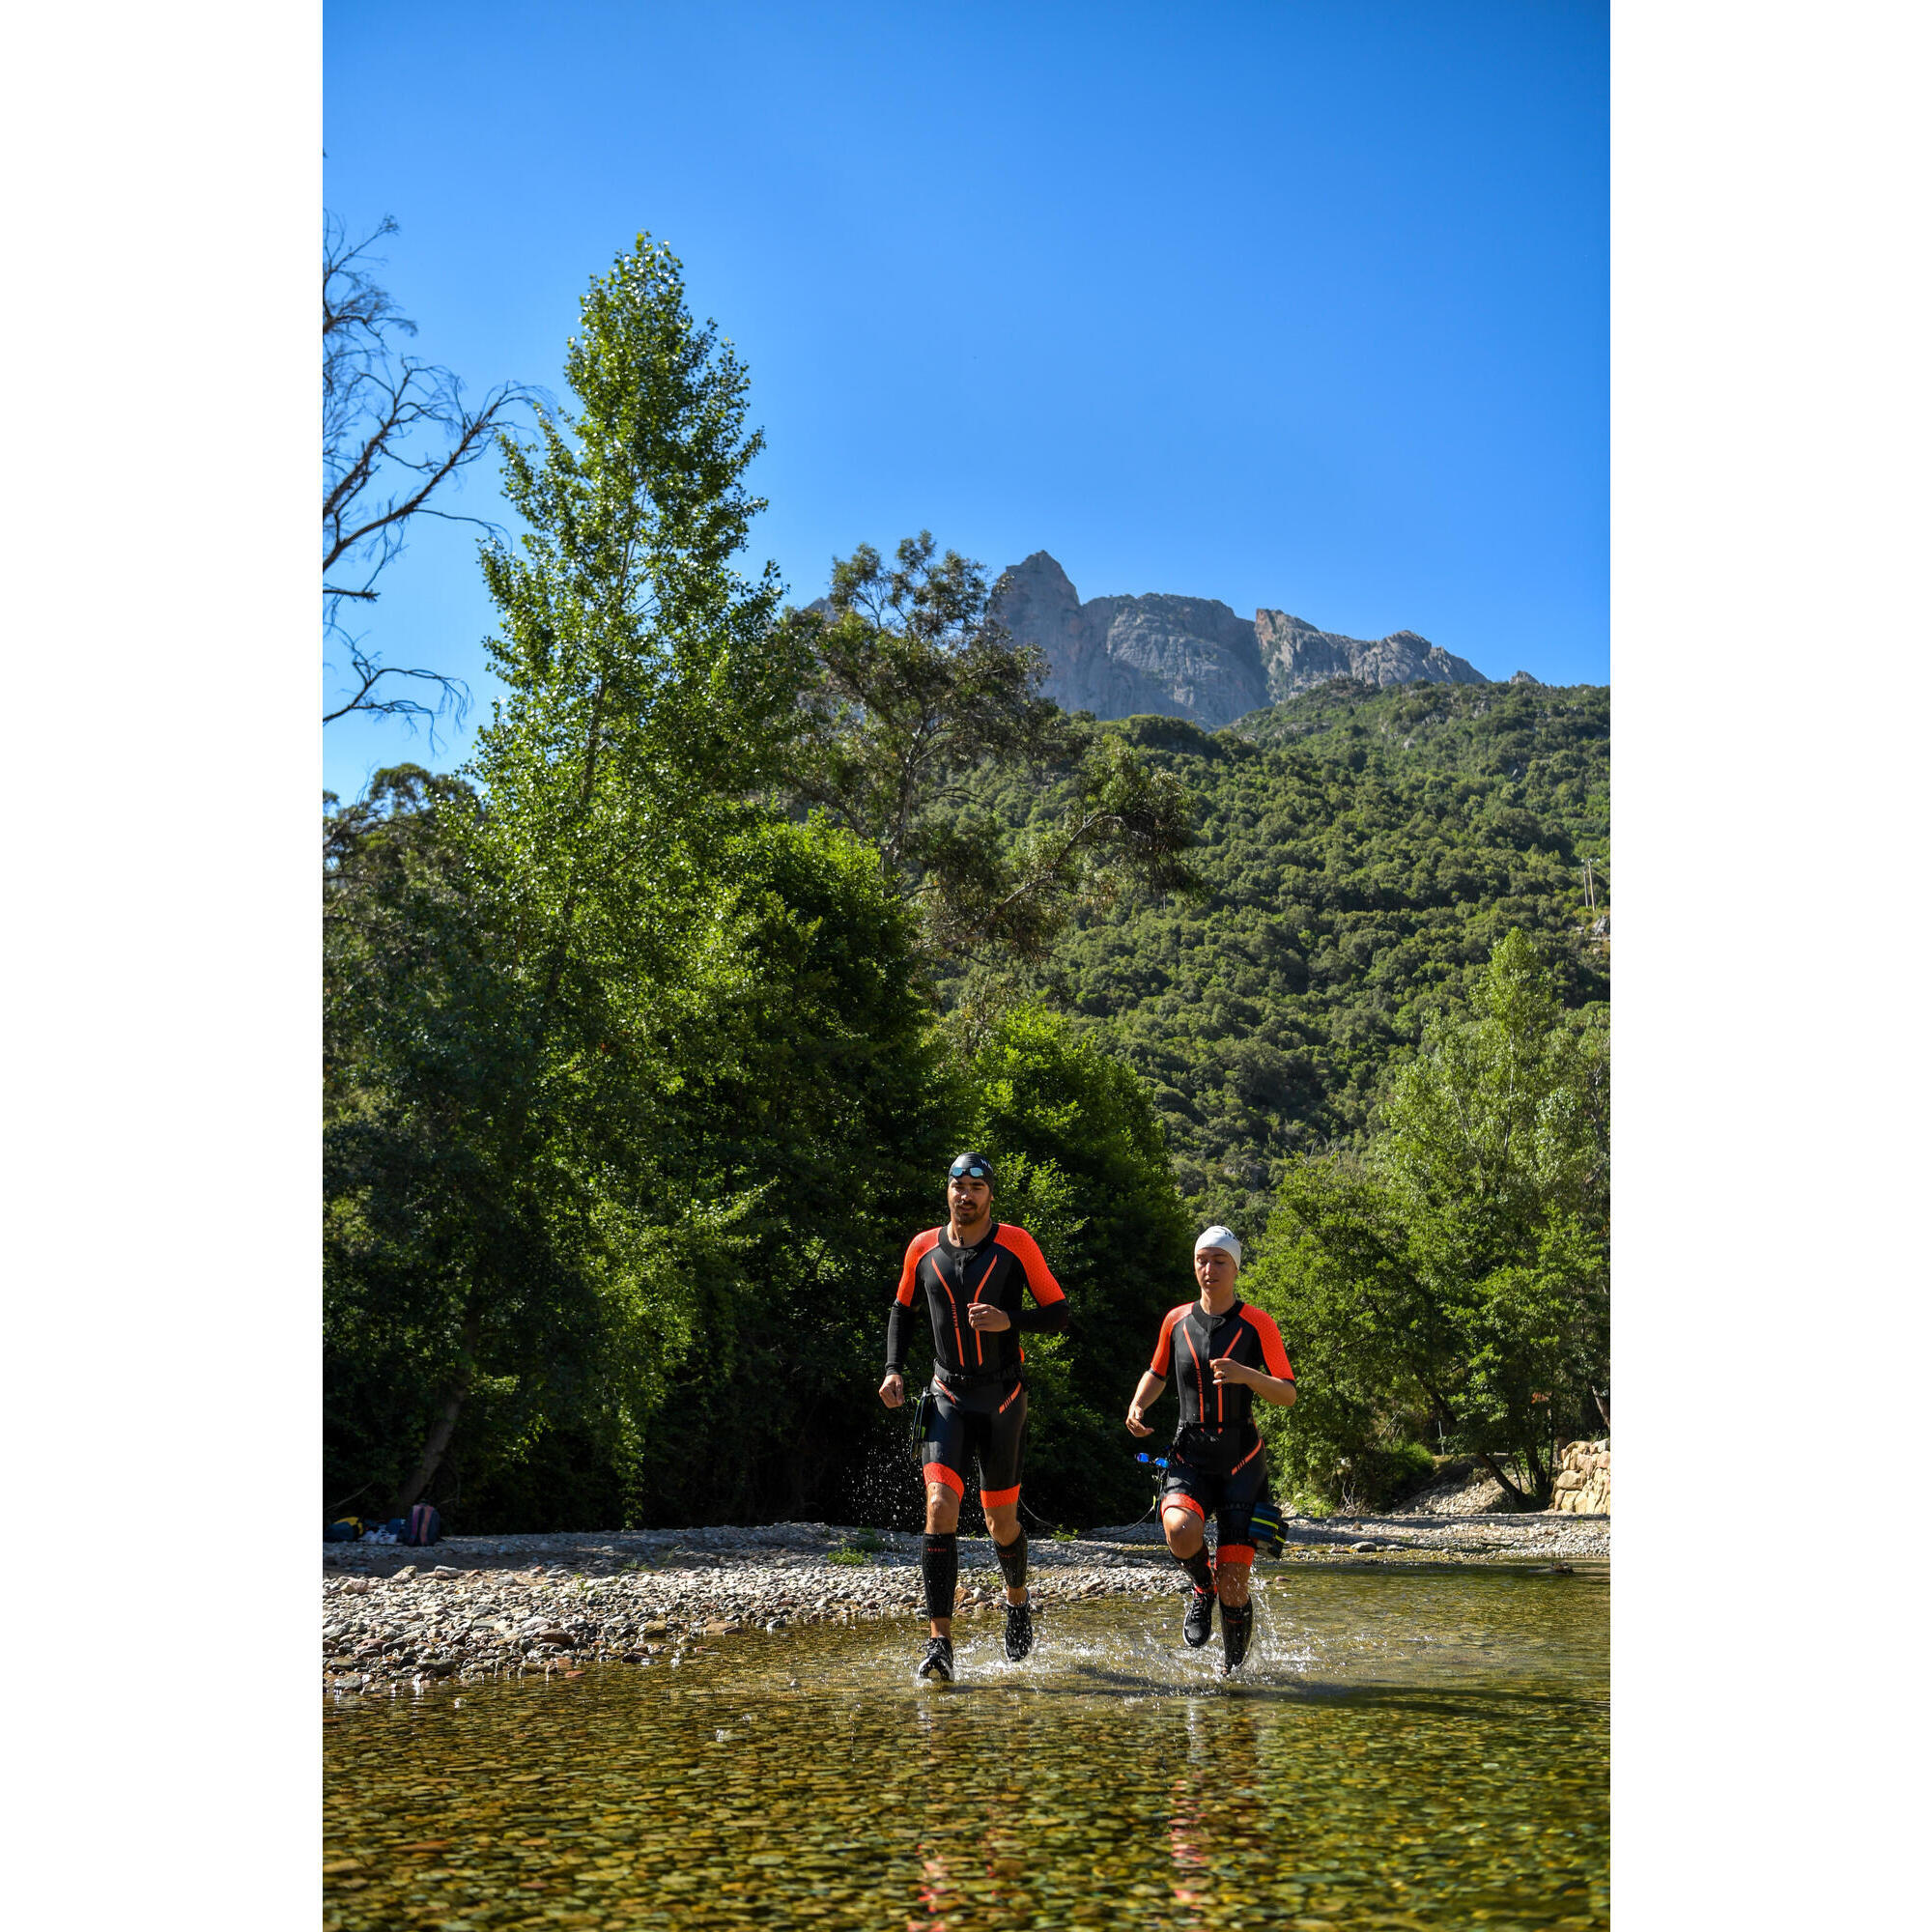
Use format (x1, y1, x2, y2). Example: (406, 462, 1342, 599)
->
(325, 1563, 1606, 1930)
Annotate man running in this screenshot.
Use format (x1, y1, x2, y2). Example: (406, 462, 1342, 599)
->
(879, 1152, 1069, 1682)
(1125, 1226, 1294, 1672)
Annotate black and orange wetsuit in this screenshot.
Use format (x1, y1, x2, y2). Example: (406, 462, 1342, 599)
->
(886, 1222, 1067, 1510)
(1149, 1297, 1294, 1565)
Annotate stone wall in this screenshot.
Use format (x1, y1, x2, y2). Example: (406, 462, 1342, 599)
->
(1549, 1438, 1610, 1514)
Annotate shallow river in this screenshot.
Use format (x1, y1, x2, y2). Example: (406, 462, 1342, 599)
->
(325, 1561, 1606, 1930)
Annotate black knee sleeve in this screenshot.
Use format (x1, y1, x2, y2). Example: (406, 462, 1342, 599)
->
(993, 1527, 1028, 1592)
(922, 1533, 959, 1621)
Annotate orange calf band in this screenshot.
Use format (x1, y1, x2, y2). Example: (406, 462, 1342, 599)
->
(979, 1485, 1021, 1509)
(1216, 1543, 1255, 1567)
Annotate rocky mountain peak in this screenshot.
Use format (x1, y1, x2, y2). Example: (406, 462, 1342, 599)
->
(989, 552, 1084, 648)
(989, 554, 1488, 729)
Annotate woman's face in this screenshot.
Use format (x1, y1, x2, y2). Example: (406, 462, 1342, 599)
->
(1194, 1247, 1236, 1294)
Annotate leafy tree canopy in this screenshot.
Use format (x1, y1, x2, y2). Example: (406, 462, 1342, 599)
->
(1244, 929, 1608, 1510)
(782, 533, 1197, 965)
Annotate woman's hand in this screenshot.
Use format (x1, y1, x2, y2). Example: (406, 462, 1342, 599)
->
(967, 1303, 1010, 1332)
(1126, 1370, 1165, 1436)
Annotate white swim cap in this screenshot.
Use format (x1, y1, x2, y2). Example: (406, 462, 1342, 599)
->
(1194, 1225, 1242, 1266)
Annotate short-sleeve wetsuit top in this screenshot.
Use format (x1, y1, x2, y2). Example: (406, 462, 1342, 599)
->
(886, 1223, 1067, 1385)
(1150, 1297, 1294, 1452)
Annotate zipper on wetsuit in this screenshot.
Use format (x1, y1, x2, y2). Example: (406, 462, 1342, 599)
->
(1212, 1330, 1241, 1425)
(1208, 1301, 1251, 1426)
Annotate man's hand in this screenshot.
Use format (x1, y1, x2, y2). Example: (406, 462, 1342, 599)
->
(879, 1372, 905, 1409)
(1125, 1405, 1152, 1437)
(967, 1303, 1011, 1332)
(1210, 1358, 1258, 1389)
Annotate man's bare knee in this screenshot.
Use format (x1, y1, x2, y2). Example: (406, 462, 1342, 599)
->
(924, 1484, 961, 1534)
(1217, 1568, 1250, 1606)
(985, 1504, 1021, 1545)
(1162, 1508, 1203, 1554)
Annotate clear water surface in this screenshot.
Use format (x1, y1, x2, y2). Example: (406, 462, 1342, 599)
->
(324, 1560, 1606, 1930)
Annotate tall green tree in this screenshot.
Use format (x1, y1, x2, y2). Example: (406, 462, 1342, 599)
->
(327, 237, 812, 1518)
(1246, 929, 1608, 1508)
(783, 533, 1197, 964)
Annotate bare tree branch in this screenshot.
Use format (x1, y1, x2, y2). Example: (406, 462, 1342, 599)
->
(322, 211, 538, 728)
(322, 631, 472, 748)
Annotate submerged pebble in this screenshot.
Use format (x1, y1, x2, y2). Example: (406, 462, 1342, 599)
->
(325, 1572, 1608, 1930)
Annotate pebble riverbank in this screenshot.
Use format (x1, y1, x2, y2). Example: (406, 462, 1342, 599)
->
(322, 1510, 1608, 1696)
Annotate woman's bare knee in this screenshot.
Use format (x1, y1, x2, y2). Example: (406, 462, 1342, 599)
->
(1162, 1508, 1203, 1554)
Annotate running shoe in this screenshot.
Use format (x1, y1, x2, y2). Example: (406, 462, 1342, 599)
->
(1182, 1584, 1216, 1648)
(1219, 1601, 1254, 1673)
(1003, 1597, 1035, 1662)
(918, 1636, 954, 1682)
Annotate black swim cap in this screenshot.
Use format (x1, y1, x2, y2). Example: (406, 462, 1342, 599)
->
(948, 1152, 995, 1184)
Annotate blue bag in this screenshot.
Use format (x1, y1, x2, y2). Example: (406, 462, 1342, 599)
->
(1247, 1498, 1289, 1556)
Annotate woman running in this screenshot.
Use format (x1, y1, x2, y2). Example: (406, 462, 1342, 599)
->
(1125, 1226, 1295, 1671)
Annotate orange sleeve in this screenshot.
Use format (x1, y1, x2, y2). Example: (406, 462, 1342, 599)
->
(995, 1225, 1065, 1304)
(1243, 1306, 1294, 1381)
(1150, 1304, 1188, 1377)
(896, 1229, 940, 1306)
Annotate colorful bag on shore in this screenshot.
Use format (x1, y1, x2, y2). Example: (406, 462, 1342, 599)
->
(402, 1503, 441, 1547)
(324, 1517, 364, 1543)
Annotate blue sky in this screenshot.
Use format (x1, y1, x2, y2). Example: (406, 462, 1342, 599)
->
(324, 0, 1607, 799)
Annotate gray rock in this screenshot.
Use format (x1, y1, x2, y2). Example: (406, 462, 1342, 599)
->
(988, 552, 1486, 729)
(1253, 611, 1485, 703)
(990, 553, 1264, 727)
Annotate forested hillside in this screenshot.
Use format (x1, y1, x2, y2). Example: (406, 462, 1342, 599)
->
(1235, 676, 1608, 844)
(947, 678, 1608, 1231)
